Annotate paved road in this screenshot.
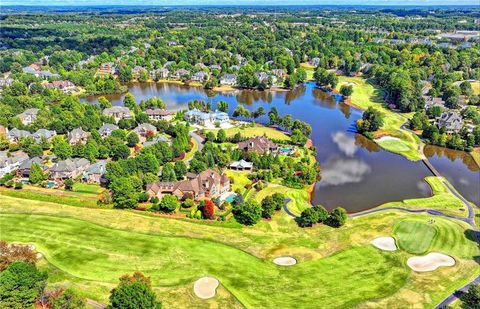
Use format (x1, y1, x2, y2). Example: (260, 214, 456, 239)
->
(185, 130, 204, 163)
(435, 275, 480, 309)
(282, 198, 298, 218)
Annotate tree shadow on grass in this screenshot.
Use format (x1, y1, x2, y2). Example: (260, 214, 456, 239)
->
(464, 229, 480, 265)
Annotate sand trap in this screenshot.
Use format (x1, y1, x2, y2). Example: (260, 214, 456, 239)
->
(407, 252, 455, 272)
(372, 237, 397, 251)
(273, 256, 297, 266)
(375, 136, 401, 143)
(36, 252, 43, 259)
(193, 277, 219, 299)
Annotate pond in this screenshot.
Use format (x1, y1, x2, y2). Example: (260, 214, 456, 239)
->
(82, 82, 480, 212)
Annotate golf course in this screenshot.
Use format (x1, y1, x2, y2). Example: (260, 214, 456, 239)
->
(0, 175, 478, 308)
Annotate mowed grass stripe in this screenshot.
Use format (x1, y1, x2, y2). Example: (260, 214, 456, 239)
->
(0, 213, 409, 309)
(394, 219, 437, 254)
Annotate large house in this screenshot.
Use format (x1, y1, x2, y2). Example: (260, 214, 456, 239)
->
(17, 108, 40, 125)
(192, 71, 209, 82)
(0, 152, 29, 178)
(229, 159, 253, 171)
(238, 136, 278, 155)
(184, 109, 229, 127)
(146, 169, 230, 201)
(17, 157, 47, 177)
(32, 129, 56, 142)
(22, 65, 59, 79)
(150, 68, 169, 79)
(133, 123, 157, 142)
(220, 74, 237, 86)
(98, 62, 116, 75)
(436, 112, 464, 134)
(43, 80, 76, 93)
(99, 123, 119, 138)
(82, 161, 107, 184)
(50, 158, 91, 180)
(67, 128, 90, 145)
(7, 128, 32, 143)
(143, 135, 171, 147)
(172, 69, 190, 80)
(103, 106, 133, 123)
(145, 109, 173, 122)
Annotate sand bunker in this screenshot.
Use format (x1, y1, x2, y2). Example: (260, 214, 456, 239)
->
(407, 252, 455, 272)
(375, 136, 401, 143)
(36, 252, 43, 259)
(273, 256, 297, 266)
(371, 237, 397, 251)
(193, 277, 219, 299)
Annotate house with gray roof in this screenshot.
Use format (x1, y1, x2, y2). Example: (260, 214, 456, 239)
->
(192, 71, 209, 82)
(82, 160, 107, 184)
(133, 123, 157, 142)
(50, 158, 91, 180)
(184, 109, 230, 127)
(220, 74, 237, 86)
(17, 108, 40, 125)
(32, 129, 56, 142)
(99, 123, 119, 138)
(17, 157, 47, 177)
(0, 152, 29, 178)
(171, 69, 190, 80)
(436, 112, 464, 134)
(229, 159, 253, 171)
(8, 128, 32, 143)
(67, 128, 90, 145)
(103, 106, 133, 123)
(143, 135, 171, 148)
(145, 109, 173, 122)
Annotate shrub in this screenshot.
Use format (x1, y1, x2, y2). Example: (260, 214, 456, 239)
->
(150, 196, 159, 204)
(154, 195, 179, 213)
(312, 205, 329, 223)
(202, 200, 215, 219)
(14, 182, 23, 190)
(326, 207, 348, 227)
(64, 179, 74, 191)
(232, 201, 262, 225)
(296, 208, 319, 227)
(182, 198, 195, 209)
(137, 192, 149, 203)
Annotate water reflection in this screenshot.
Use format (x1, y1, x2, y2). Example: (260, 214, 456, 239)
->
(425, 145, 479, 172)
(332, 131, 358, 157)
(319, 156, 372, 186)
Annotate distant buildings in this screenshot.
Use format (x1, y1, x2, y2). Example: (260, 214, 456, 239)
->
(436, 112, 464, 134)
(17, 108, 40, 125)
(99, 123, 119, 138)
(133, 123, 157, 142)
(82, 161, 107, 184)
(43, 80, 76, 93)
(50, 158, 91, 180)
(192, 71, 209, 82)
(98, 62, 116, 75)
(0, 152, 29, 178)
(67, 128, 90, 145)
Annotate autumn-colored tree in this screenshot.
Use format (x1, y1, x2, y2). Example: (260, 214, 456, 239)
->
(0, 241, 37, 271)
(202, 199, 215, 219)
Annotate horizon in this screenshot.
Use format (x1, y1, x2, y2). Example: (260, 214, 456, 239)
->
(1, 1, 479, 7)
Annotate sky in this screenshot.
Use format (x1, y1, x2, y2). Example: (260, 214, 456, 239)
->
(1, 0, 479, 6)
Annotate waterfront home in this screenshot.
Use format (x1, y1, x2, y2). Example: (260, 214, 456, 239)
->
(220, 74, 237, 86)
(172, 69, 190, 80)
(255, 72, 277, 85)
(17, 108, 40, 125)
(271, 69, 286, 78)
(102, 106, 133, 123)
(150, 68, 169, 79)
(22, 64, 60, 79)
(0, 152, 29, 178)
(229, 160, 253, 171)
(133, 123, 157, 142)
(184, 109, 230, 127)
(32, 129, 56, 142)
(192, 71, 209, 82)
(82, 160, 107, 184)
(132, 66, 146, 78)
(67, 128, 90, 145)
(8, 128, 32, 143)
(50, 158, 91, 180)
(17, 157, 47, 177)
(146, 169, 230, 201)
(98, 123, 119, 138)
(98, 62, 116, 75)
(43, 80, 76, 93)
(238, 136, 278, 155)
(436, 112, 464, 134)
(145, 108, 173, 122)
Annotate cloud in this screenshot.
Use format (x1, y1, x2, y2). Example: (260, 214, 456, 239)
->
(319, 157, 371, 186)
(332, 131, 357, 157)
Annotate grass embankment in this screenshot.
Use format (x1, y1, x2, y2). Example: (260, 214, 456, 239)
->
(1, 193, 478, 308)
(182, 136, 199, 162)
(379, 176, 468, 218)
(337, 76, 422, 161)
(205, 124, 291, 141)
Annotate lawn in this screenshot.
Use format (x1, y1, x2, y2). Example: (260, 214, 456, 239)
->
(380, 177, 468, 217)
(393, 219, 437, 254)
(0, 190, 478, 308)
(225, 170, 252, 194)
(471, 81, 480, 95)
(336, 76, 422, 161)
(72, 183, 104, 195)
(205, 124, 291, 141)
(0, 187, 101, 208)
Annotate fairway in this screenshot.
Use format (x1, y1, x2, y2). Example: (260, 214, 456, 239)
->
(394, 219, 437, 254)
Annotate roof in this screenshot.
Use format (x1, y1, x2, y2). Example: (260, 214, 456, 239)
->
(143, 135, 170, 147)
(84, 161, 106, 175)
(230, 160, 253, 168)
(145, 108, 172, 116)
(8, 128, 32, 139)
(99, 123, 119, 134)
(33, 129, 56, 140)
(103, 106, 131, 116)
(51, 158, 90, 173)
(18, 157, 45, 170)
(238, 136, 278, 154)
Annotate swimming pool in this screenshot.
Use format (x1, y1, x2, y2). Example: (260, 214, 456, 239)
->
(224, 193, 237, 203)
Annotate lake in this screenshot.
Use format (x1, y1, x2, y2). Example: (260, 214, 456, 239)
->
(82, 82, 480, 212)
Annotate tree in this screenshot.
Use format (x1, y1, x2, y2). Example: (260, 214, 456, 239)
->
(326, 207, 348, 227)
(161, 163, 176, 181)
(0, 241, 37, 271)
(112, 144, 130, 160)
(26, 143, 43, 158)
(107, 272, 161, 309)
(110, 177, 138, 209)
(206, 132, 216, 142)
(202, 199, 215, 219)
(51, 289, 86, 309)
(156, 195, 179, 213)
(52, 136, 72, 160)
(232, 201, 262, 225)
(356, 107, 384, 133)
(217, 101, 228, 112)
(459, 284, 480, 309)
(126, 132, 139, 147)
(340, 85, 353, 97)
(296, 208, 319, 227)
(64, 179, 74, 191)
(271, 193, 286, 211)
(312, 205, 329, 223)
(0, 261, 48, 309)
(123, 93, 136, 110)
(29, 162, 45, 184)
(99, 96, 112, 109)
(217, 129, 227, 143)
(261, 195, 276, 219)
(173, 161, 187, 179)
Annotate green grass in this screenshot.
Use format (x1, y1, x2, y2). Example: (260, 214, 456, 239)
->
(393, 219, 437, 254)
(225, 170, 252, 195)
(0, 188, 100, 208)
(471, 81, 480, 95)
(253, 183, 312, 216)
(182, 136, 199, 162)
(72, 183, 104, 195)
(336, 76, 421, 161)
(380, 177, 468, 217)
(0, 191, 478, 308)
(206, 125, 290, 141)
